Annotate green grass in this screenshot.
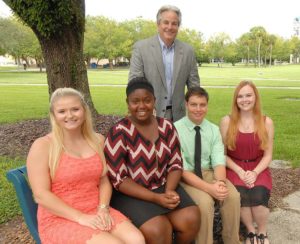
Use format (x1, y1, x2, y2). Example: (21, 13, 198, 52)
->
(1, 64, 300, 86)
(0, 64, 300, 223)
(0, 71, 47, 84)
(0, 157, 24, 224)
(0, 86, 49, 123)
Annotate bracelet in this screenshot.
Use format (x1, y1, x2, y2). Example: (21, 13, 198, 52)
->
(98, 204, 109, 210)
(252, 170, 258, 176)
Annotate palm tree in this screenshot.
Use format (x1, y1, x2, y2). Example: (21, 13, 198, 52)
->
(266, 34, 277, 66)
(250, 26, 267, 67)
(238, 33, 252, 65)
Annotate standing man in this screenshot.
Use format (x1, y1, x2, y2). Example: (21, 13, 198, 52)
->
(174, 87, 240, 244)
(129, 5, 200, 122)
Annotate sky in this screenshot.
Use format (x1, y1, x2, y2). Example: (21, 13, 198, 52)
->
(1, 0, 300, 40)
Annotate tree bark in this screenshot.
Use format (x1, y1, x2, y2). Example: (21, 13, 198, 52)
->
(36, 27, 95, 113)
(35, 26, 96, 114)
(269, 44, 273, 67)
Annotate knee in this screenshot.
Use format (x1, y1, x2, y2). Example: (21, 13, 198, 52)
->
(185, 206, 201, 232)
(200, 197, 215, 217)
(87, 235, 125, 244)
(141, 218, 172, 243)
(146, 222, 172, 239)
(124, 230, 145, 244)
(227, 189, 241, 205)
(112, 240, 125, 244)
(182, 206, 201, 232)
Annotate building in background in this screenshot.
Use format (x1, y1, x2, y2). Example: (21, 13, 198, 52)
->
(293, 17, 300, 37)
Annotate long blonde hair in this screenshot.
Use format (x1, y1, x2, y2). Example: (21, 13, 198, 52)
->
(49, 88, 107, 178)
(225, 80, 268, 150)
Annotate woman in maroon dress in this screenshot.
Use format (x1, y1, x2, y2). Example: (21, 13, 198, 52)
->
(220, 81, 274, 244)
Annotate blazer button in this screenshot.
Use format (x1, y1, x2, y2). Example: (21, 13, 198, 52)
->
(162, 109, 165, 112)
(164, 97, 167, 99)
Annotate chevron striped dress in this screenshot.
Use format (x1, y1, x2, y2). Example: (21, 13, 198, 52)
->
(104, 117, 195, 226)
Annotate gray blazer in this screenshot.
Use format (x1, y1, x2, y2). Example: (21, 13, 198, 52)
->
(129, 35, 200, 122)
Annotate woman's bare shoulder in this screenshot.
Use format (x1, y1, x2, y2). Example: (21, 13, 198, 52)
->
(27, 134, 52, 168)
(95, 133, 105, 144)
(264, 116, 274, 132)
(29, 134, 51, 153)
(265, 116, 273, 125)
(220, 115, 231, 126)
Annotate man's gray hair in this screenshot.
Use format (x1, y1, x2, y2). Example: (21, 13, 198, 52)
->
(156, 5, 181, 26)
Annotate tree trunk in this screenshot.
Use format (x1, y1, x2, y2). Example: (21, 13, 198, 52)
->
(86, 56, 91, 68)
(247, 46, 250, 66)
(258, 39, 261, 68)
(269, 44, 273, 67)
(109, 59, 114, 70)
(36, 26, 97, 114)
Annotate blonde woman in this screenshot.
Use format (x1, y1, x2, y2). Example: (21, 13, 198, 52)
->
(220, 81, 274, 244)
(27, 88, 144, 244)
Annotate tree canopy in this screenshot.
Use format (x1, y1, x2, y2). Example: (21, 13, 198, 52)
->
(1, 2, 299, 72)
(3, 0, 96, 112)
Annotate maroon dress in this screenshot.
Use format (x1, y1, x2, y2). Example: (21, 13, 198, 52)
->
(226, 131, 272, 207)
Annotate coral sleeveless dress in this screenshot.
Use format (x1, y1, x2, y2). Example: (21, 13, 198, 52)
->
(226, 131, 272, 191)
(37, 153, 127, 244)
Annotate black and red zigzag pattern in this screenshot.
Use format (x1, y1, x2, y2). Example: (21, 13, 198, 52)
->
(104, 117, 182, 190)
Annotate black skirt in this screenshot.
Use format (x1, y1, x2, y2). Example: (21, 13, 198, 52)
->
(110, 184, 196, 227)
(236, 185, 270, 208)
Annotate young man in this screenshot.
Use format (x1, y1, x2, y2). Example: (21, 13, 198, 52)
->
(174, 87, 240, 244)
(129, 5, 200, 122)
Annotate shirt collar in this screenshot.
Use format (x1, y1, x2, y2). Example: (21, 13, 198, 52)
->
(158, 35, 175, 50)
(183, 116, 206, 131)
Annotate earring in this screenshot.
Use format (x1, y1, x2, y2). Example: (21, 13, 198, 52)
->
(153, 108, 157, 116)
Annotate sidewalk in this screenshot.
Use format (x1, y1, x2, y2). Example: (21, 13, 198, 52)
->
(267, 160, 300, 244)
(268, 190, 300, 244)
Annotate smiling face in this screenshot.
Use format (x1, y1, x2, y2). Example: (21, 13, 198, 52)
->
(157, 10, 179, 46)
(186, 95, 208, 125)
(236, 85, 256, 112)
(52, 95, 85, 131)
(127, 88, 155, 123)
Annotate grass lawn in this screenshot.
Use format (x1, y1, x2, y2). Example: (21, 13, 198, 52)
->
(0, 64, 299, 223)
(0, 157, 24, 223)
(1, 63, 300, 86)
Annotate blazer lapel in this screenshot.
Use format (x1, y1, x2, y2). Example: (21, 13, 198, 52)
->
(151, 36, 167, 90)
(172, 40, 183, 92)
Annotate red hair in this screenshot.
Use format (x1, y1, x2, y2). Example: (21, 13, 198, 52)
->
(225, 80, 268, 150)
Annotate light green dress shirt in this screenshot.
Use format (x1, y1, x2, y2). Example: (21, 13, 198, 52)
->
(174, 116, 225, 172)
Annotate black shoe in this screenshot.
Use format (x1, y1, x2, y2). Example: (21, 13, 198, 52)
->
(246, 232, 257, 244)
(257, 233, 268, 244)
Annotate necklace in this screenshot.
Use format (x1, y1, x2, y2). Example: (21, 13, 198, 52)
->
(240, 119, 253, 132)
(244, 123, 250, 130)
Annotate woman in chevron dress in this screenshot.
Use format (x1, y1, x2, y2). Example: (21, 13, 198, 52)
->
(104, 77, 200, 244)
